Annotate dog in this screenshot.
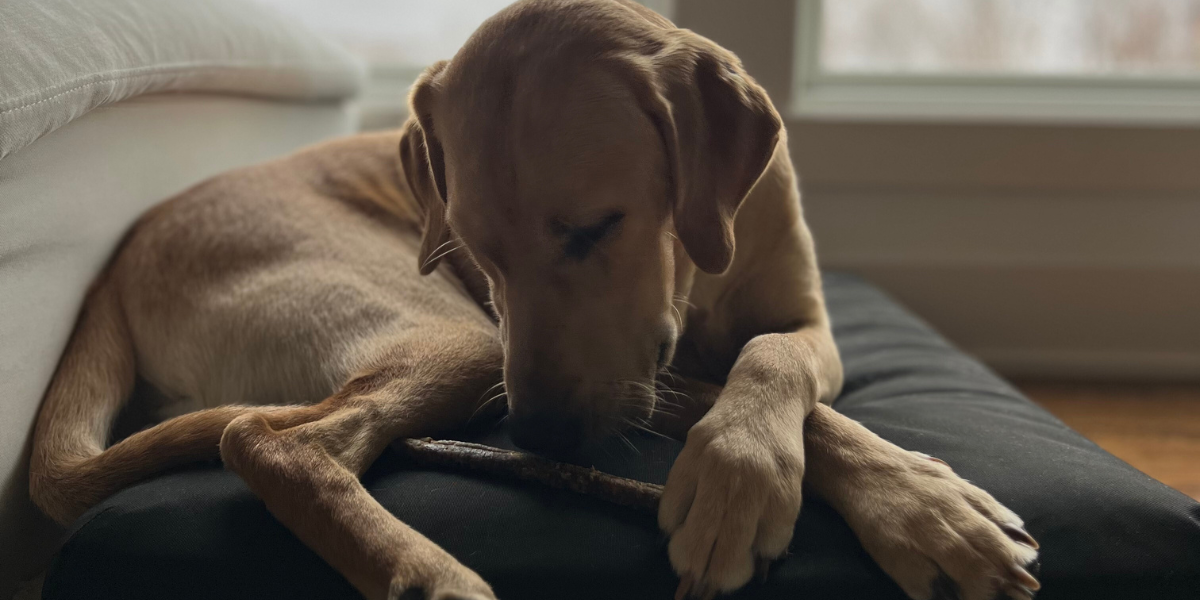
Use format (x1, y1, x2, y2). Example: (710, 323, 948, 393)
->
(29, 1, 1040, 599)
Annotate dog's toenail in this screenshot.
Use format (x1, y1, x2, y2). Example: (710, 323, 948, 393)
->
(1009, 564, 1041, 590)
(1000, 524, 1039, 549)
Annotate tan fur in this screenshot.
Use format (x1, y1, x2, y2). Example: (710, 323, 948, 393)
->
(30, 2, 1039, 599)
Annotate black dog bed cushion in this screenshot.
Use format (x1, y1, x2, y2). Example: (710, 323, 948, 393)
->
(43, 273, 1200, 600)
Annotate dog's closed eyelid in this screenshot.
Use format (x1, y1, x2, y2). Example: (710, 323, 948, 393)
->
(558, 212, 624, 260)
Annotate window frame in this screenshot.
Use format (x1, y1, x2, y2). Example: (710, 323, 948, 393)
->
(791, 0, 1200, 126)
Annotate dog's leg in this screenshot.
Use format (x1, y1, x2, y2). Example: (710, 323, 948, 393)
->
(658, 324, 842, 597)
(220, 327, 503, 600)
(804, 403, 1041, 600)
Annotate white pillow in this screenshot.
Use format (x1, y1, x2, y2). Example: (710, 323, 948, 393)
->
(0, 0, 365, 161)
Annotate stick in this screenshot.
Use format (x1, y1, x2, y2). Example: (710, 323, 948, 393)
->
(394, 438, 664, 512)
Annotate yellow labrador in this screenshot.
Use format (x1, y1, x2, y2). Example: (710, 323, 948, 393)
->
(30, 1, 1040, 599)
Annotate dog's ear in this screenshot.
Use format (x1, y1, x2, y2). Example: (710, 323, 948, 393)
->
(641, 32, 782, 274)
(399, 60, 453, 275)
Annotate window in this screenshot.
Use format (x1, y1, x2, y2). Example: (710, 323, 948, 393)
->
(794, 0, 1200, 123)
(822, 0, 1200, 76)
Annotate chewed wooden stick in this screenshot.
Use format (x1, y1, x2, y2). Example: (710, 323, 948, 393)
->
(394, 438, 664, 512)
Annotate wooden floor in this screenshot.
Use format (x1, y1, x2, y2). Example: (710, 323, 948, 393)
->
(1016, 381, 1200, 500)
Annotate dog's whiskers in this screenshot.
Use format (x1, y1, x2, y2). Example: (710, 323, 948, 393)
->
(654, 387, 692, 403)
(614, 429, 641, 455)
(623, 415, 673, 442)
(656, 367, 681, 386)
(423, 244, 463, 269)
(468, 395, 505, 424)
(424, 237, 459, 260)
(645, 392, 685, 417)
(478, 380, 505, 401)
(420, 242, 464, 271)
(647, 402, 682, 419)
(469, 381, 508, 424)
(626, 380, 660, 398)
(673, 294, 696, 309)
(612, 385, 660, 423)
(654, 380, 693, 404)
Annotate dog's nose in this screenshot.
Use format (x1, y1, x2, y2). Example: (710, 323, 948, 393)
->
(508, 410, 583, 456)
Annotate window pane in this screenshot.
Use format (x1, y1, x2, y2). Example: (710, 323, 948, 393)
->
(252, 0, 513, 66)
(820, 0, 1200, 76)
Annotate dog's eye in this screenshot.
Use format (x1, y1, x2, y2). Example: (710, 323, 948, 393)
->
(560, 211, 624, 261)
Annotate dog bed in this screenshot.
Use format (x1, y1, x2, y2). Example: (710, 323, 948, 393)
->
(42, 273, 1200, 600)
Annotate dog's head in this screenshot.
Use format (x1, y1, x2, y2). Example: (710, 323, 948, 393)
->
(399, 0, 780, 454)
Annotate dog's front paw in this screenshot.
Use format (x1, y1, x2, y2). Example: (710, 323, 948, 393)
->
(659, 418, 804, 598)
(845, 451, 1040, 600)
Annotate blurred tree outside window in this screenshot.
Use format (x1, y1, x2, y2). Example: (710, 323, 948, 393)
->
(821, 0, 1200, 77)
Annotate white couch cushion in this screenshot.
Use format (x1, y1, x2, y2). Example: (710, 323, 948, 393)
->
(0, 0, 365, 160)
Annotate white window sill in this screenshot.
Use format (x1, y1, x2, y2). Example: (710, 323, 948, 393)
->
(790, 75, 1200, 127)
